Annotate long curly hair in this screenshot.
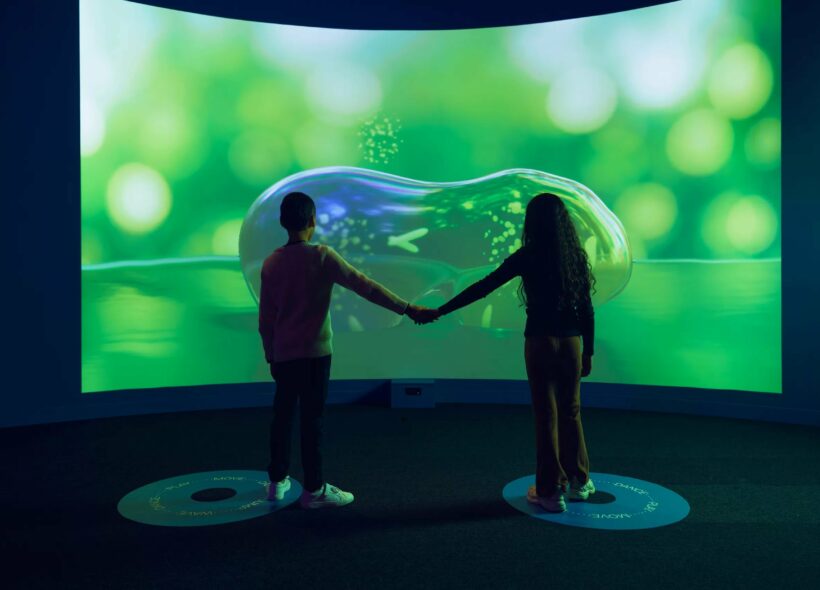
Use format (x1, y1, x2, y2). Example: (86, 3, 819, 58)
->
(517, 193, 596, 310)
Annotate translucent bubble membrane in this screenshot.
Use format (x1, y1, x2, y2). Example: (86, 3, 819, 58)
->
(240, 167, 631, 331)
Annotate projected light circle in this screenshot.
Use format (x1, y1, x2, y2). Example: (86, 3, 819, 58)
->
(701, 192, 779, 257)
(614, 183, 678, 241)
(725, 195, 778, 254)
(502, 472, 690, 530)
(546, 67, 618, 133)
(665, 109, 734, 176)
(105, 163, 172, 234)
(708, 43, 774, 120)
(117, 470, 300, 527)
(239, 167, 632, 332)
(212, 218, 244, 256)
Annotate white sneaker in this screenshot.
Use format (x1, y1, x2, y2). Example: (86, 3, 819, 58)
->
(267, 476, 291, 501)
(567, 477, 595, 501)
(527, 484, 566, 513)
(299, 483, 354, 509)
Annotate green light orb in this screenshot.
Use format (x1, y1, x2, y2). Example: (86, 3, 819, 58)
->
(745, 117, 781, 166)
(211, 219, 244, 256)
(725, 195, 778, 254)
(666, 109, 734, 176)
(701, 192, 778, 256)
(614, 183, 678, 241)
(105, 163, 172, 234)
(708, 43, 774, 119)
(546, 67, 617, 134)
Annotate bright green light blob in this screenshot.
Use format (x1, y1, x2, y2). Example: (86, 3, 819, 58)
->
(211, 219, 244, 256)
(726, 195, 778, 254)
(228, 131, 291, 186)
(546, 67, 617, 134)
(666, 110, 734, 176)
(615, 183, 678, 241)
(745, 117, 781, 166)
(701, 192, 778, 256)
(708, 43, 774, 119)
(106, 163, 172, 234)
(507, 201, 523, 213)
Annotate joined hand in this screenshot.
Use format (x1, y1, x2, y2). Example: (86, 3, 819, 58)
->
(406, 304, 442, 325)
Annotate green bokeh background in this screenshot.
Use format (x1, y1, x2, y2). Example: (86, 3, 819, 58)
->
(81, 0, 781, 393)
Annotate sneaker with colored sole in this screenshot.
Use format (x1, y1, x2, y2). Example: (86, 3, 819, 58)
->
(300, 483, 354, 509)
(527, 484, 566, 513)
(267, 476, 291, 501)
(567, 478, 595, 501)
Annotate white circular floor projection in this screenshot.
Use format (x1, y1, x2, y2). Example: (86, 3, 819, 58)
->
(502, 472, 690, 530)
(118, 470, 301, 527)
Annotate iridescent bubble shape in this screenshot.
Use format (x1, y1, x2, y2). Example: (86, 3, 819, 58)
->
(240, 166, 632, 332)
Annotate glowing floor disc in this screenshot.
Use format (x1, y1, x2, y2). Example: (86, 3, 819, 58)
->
(502, 472, 689, 530)
(117, 470, 301, 527)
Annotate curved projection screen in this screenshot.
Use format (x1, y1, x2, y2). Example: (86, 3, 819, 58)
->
(81, 0, 781, 393)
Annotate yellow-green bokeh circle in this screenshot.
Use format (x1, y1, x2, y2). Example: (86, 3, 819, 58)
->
(211, 219, 244, 256)
(701, 192, 778, 256)
(105, 163, 172, 234)
(666, 109, 734, 176)
(708, 43, 774, 120)
(614, 183, 678, 241)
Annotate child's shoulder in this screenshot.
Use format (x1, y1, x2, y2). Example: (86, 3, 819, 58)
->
(313, 243, 338, 258)
(262, 246, 289, 269)
(264, 243, 334, 263)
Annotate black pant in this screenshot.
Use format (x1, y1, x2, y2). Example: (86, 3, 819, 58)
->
(267, 355, 331, 492)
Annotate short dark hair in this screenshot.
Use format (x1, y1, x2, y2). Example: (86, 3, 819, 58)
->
(279, 192, 316, 231)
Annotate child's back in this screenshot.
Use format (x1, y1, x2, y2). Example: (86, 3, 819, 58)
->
(259, 241, 407, 365)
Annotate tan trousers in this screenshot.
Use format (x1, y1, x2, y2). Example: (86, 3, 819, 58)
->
(524, 336, 590, 496)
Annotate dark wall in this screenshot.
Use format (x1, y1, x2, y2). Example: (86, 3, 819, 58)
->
(1, 0, 817, 427)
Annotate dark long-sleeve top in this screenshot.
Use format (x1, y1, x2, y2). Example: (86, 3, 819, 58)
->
(438, 247, 595, 355)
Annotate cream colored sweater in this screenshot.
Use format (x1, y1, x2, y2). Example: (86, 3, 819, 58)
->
(258, 242, 409, 363)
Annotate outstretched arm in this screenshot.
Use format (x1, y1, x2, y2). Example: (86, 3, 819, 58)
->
(324, 246, 409, 315)
(438, 250, 523, 316)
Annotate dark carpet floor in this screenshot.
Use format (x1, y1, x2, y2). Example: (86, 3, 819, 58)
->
(2, 403, 819, 589)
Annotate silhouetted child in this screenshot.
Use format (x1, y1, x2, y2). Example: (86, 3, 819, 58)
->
(419, 193, 596, 513)
(259, 191, 430, 508)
